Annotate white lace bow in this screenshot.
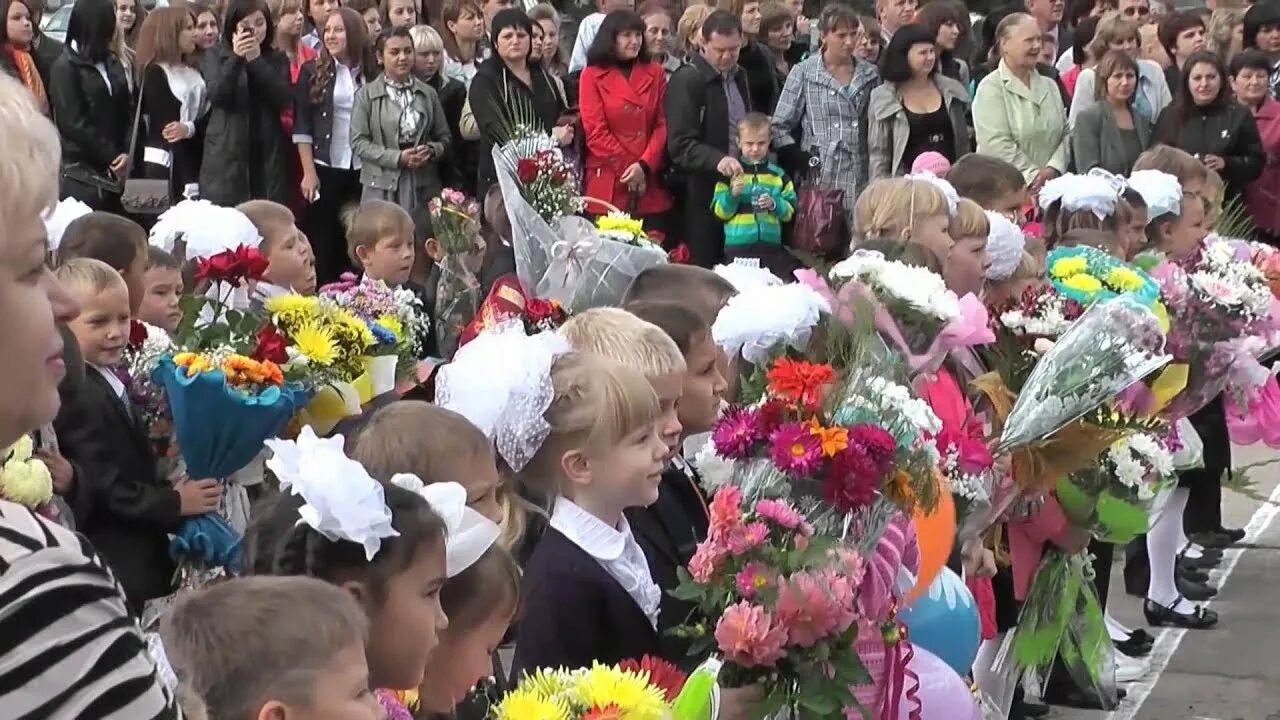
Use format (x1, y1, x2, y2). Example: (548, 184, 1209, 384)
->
(390, 476, 500, 577)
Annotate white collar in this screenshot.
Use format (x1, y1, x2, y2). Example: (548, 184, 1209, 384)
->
(91, 364, 126, 399)
(254, 280, 292, 299)
(550, 498, 626, 561)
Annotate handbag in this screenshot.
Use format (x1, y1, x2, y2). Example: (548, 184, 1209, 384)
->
(790, 155, 846, 257)
(120, 73, 173, 216)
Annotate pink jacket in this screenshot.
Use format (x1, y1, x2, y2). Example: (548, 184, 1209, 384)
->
(1006, 495, 1074, 600)
(1245, 97, 1280, 234)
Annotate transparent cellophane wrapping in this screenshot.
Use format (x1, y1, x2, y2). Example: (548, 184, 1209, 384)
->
(493, 144, 667, 313)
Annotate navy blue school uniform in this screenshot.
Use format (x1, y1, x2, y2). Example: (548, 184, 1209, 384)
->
(626, 458, 711, 669)
(53, 365, 180, 614)
(510, 501, 663, 679)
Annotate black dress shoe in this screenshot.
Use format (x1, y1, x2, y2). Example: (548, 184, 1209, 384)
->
(1177, 575, 1218, 601)
(1144, 597, 1219, 628)
(1128, 628, 1155, 644)
(1190, 530, 1235, 549)
(1217, 526, 1246, 543)
(1115, 636, 1153, 658)
(1177, 560, 1210, 583)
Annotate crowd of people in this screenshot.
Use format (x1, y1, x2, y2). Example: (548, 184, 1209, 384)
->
(1, 0, 1280, 718)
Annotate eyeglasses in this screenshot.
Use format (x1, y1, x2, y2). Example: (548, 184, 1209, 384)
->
(1122, 6, 1150, 17)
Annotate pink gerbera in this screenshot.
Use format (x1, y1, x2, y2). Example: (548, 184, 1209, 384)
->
(754, 498, 805, 530)
(735, 562, 775, 599)
(774, 571, 841, 647)
(725, 521, 769, 554)
(714, 602, 788, 668)
(712, 406, 763, 459)
(769, 422, 825, 478)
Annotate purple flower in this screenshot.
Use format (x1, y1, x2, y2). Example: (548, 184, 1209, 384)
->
(712, 406, 763, 459)
(769, 422, 824, 477)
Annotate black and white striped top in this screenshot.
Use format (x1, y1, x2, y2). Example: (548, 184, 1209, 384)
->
(0, 500, 180, 719)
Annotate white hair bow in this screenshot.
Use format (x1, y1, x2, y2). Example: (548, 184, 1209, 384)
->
(984, 210, 1027, 281)
(1038, 173, 1121, 219)
(42, 198, 93, 252)
(389, 476, 500, 577)
(714, 260, 785, 291)
(907, 171, 959, 217)
(1126, 170, 1183, 224)
(264, 427, 399, 561)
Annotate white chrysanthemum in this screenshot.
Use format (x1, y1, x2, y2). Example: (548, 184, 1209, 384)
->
(712, 283, 830, 365)
(831, 250, 960, 323)
(693, 442, 735, 492)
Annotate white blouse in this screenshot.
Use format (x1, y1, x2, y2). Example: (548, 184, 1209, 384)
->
(444, 53, 478, 88)
(327, 63, 359, 170)
(549, 498, 661, 629)
(160, 63, 207, 136)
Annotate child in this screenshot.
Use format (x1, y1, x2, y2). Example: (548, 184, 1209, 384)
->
(350, 400, 503, 524)
(58, 211, 148, 313)
(247, 430, 453, 696)
(853, 176, 953, 261)
(1132, 145, 1210, 197)
(623, 300, 729, 666)
(510, 352, 669, 676)
(712, 112, 798, 278)
(1130, 169, 1208, 261)
(1116, 188, 1149, 260)
(137, 247, 184, 333)
(347, 200, 418, 288)
(945, 197, 991, 298)
(911, 150, 952, 178)
(237, 199, 318, 298)
(949, 153, 1029, 221)
(623, 263, 737, 325)
(161, 575, 381, 720)
(52, 259, 220, 613)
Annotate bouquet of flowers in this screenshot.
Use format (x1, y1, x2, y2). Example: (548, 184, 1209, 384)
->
(457, 275, 571, 349)
(593, 210, 662, 249)
(672, 487, 870, 718)
(0, 435, 53, 512)
(320, 274, 428, 392)
(494, 657, 687, 720)
(507, 146, 582, 225)
(124, 321, 181, 472)
(1046, 245, 1160, 308)
(428, 188, 484, 358)
(982, 284, 1085, 393)
(1056, 429, 1175, 544)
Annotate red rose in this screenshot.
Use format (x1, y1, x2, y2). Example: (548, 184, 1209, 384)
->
(251, 323, 290, 364)
(236, 245, 270, 282)
(128, 319, 148, 350)
(516, 158, 539, 184)
(194, 249, 244, 286)
(667, 244, 691, 264)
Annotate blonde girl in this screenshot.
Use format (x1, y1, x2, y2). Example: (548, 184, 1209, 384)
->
(853, 176, 954, 261)
(946, 197, 991, 298)
(510, 352, 668, 677)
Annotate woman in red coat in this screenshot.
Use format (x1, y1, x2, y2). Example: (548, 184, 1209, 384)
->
(579, 10, 674, 239)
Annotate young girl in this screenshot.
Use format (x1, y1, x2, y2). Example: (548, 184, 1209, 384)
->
(1129, 169, 1207, 261)
(245, 428, 450, 692)
(853, 176, 954, 261)
(510, 352, 669, 676)
(946, 197, 991, 298)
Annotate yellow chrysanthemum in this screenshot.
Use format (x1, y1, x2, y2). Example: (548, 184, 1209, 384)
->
(1049, 256, 1087, 279)
(376, 314, 404, 341)
(6, 435, 33, 464)
(339, 312, 377, 349)
(596, 212, 645, 238)
(175, 352, 214, 376)
(493, 687, 572, 720)
(573, 664, 667, 720)
(292, 321, 338, 366)
(1061, 273, 1103, 294)
(264, 293, 320, 318)
(1105, 266, 1146, 293)
(0, 453, 53, 508)
(1151, 300, 1171, 335)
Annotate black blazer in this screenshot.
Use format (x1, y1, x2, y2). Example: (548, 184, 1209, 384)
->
(139, 63, 206, 197)
(626, 462, 710, 670)
(510, 527, 662, 679)
(293, 59, 368, 167)
(53, 369, 180, 613)
(469, 56, 567, 191)
(738, 40, 780, 116)
(1155, 100, 1265, 204)
(48, 45, 133, 174)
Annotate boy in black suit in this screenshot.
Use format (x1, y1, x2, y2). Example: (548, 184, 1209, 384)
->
(52, 259, 220, 614)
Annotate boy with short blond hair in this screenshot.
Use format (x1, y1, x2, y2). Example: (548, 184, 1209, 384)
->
(161, 576, 373, 720)
(345, 200, 417, 286)
(238, 199, 318, 297)
(712, 112, 798, 277)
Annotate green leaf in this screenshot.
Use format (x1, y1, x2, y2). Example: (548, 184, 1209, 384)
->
(669, 582, 704, 602)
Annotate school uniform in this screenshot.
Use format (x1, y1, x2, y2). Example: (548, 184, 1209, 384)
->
(626, 457, 711, 670)
(53, 365, 180, 614)
(511, 499, 662, 679)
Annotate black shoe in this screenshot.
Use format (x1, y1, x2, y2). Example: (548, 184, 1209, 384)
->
(1043, 687, 1124, 710)
(1177, 575, 1218, 601)
(1185, 545, 1224, 562)
(1177, 561, 1210, 583)
(1128, 628, 1155, 644)
(1019, 699, 1050, 718)
(1144, 597, 1219, 628)
(1190, 530, 1235, 549)
(1180, 551, 1221, 569)
(1216, 526, 1246, 543)
(1115, 636, 1153, 657)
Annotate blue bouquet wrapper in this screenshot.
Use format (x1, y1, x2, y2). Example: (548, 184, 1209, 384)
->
(170, 513, 243, 572)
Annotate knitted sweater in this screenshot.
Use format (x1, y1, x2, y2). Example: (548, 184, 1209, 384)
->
(710, 161, 796, 247)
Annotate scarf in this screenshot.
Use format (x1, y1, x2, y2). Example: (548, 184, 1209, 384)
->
(6, 47, 48, 115)
(384, 76, 423, 146)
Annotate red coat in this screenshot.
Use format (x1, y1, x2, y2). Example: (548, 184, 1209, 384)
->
(1246, 97, 1280, 234)
(578, 62, 673, 216)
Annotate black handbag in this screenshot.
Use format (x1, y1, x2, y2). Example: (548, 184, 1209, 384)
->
(120, 73, 173, 216)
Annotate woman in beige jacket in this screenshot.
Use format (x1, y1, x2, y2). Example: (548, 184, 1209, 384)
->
(973, 12, 1068, 193)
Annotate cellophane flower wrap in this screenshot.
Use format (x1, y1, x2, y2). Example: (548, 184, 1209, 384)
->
(494, 138, 667, 313)
(493, 657, 686, 720)
(428, 188, 484, 358)
(671, 487, 871, 719)
(320, 274, 428, 371)
(456, 275, 570, 348)
(1056, 429, 1176, 544)
(125, 321, 181, 476)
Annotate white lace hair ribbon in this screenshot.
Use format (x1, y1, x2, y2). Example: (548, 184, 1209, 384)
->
(264, 427, 399, 561)
(1037, 172, 1121, 219)
(984, 210, 1027, 281)
(390, 476, 500, 577)
(42, 198, 93, 252)
(148, 199, 262, 259)
(714, 260, 784, 292)
(712, 282, 831, 365)
(435, 319, 571, 472)
(907, 171, 959, 217)
(1126, 170, 1183, 224)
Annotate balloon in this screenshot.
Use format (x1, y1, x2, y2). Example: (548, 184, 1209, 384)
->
(900, 568, 980, 675)
(906, 484, 955, 603)
(895, 645, 980, 720)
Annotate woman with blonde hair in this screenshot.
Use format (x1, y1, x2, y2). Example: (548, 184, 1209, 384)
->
(528, 3, 568, 78)
(1206, 7, 1245, 63)
(134, 5, 208, 199)
(410, 23, 471, 191)
(676, 3, 713, 55)
(267, 0, 314, 78)
(1069, 11, 1172, 125)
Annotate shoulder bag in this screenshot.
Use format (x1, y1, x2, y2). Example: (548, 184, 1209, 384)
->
(120, 71, 174, 216)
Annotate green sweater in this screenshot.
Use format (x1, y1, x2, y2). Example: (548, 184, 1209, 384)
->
(711, 161, 797, 247)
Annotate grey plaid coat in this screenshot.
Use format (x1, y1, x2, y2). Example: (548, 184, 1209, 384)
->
(770, 55, 881, 215)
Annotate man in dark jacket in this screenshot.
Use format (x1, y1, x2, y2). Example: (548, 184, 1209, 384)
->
(27, 0, 63, 89)
(665, 10, 752, 269)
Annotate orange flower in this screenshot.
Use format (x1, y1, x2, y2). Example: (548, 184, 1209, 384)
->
(581, 704, 623, 720)
(766, 357, 836, 409)
(807, 420, 849, 458)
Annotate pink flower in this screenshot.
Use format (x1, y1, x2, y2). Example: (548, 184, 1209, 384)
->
(847, 424, 897, 473)
(688, 540, 726, 584)
(735, 562, 775, 599)
(793, 533, 810, 551)
(821, 567, 862, 633)
(712, 406, 763, 459)
(754, 498, 805, 530)
(822, 446, 880, 514)
(774, 572, 842, 647)
(725, 521, 769, 554)
(708, 486, 743, 538)
(714, 602, 788, 668)
(769, 422, 824, 478)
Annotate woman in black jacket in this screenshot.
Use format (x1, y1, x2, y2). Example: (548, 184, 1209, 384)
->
(410, 23, 473, 194)
(49, 0, 132, 211)
(294, 6, 375, 284)
(199, 0, 293, 206)
(1155, 50, 1264, 203)
(133, 6, 207, 201)
(468, 8, 571, 192)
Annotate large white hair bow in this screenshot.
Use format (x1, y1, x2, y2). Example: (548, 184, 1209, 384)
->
(907, 171, 960, 217)
(149, 199, 262, 259)
(713, 260, 785, 291)
(1038, 172, 1121, 219)
(984, 210, 1027, 281)
(712, 282, 831, 365)
(390, 476, 500, 577)
(42, 198, 93, 252)
(435, 320, 571, 472)
(264, 427, 399, 561)
(1126, 170, 1183, 224)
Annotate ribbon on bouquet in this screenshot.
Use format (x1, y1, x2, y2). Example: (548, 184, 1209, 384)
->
(880, 616, 921, 720)
(871, 292, 995, 376)
(549, 235, 598, 288)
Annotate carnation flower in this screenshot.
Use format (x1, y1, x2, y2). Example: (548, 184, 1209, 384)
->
(769, 423, 824, 478)
(775, 571, 843, 647)
(754, 498, 805, 530)
(822, 446, 880, 514)
(712, 406, 763, 459)
(714, 602, 788, 668)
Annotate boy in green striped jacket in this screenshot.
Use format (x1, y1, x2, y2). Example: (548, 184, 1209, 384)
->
(712, 113, 798, 276)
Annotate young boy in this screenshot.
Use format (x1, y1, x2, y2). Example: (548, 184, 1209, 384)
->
(137, 247, 184, 333)
(237, 199, 318, 298)
(346, 199, 417, 287)
(52, 259, 221, 613)
(58, 211, 148, 314)
(712, 112, 798, 278)
(161, 575, 378, 720)
(949, 153, 1029, 221)
(622, 263, 738, 326)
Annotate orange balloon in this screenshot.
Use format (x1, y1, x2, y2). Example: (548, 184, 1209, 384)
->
(905, 485, 956, 605)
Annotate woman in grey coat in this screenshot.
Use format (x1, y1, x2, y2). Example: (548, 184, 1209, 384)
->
(351, 26, 451, 209)
(867, 24, 972, 180)
(1071, 51, 1153, 175)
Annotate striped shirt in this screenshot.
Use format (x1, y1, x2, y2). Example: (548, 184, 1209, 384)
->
(0, 500, 180, 719)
